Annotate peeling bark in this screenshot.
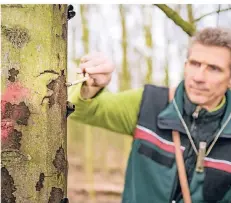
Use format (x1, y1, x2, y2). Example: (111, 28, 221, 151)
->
(8, 68, 19, 82)
(1, 25, 30, 49)
(1, 167, 17, 203)
(53, 146, 67, 174)
(48, 187, 64, 203)
(35, 173, 45, 191)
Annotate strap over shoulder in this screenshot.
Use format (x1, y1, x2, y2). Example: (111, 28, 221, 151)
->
(170, 87, 192, 203)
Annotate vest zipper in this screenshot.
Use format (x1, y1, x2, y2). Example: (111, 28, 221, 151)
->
(170, 106, 202, 203)
(190, 106, 201, 132)
(192, 106, 201, 118)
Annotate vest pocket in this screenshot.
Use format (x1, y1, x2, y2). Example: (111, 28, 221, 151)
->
(138, 143, 175, 168)
(204, 167, 231, 202)
(131, 140, 177, 203)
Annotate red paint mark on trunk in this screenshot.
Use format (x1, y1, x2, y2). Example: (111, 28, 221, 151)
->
(1, 82, 30, 103)
(1, 82, 30, 140)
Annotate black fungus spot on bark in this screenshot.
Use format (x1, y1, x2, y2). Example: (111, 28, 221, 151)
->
(61, 23, 67, 40)
(53, 147, 67, 174)
(2, 25, 30, 49)
(2, 129, 22, 150)
(2, 102, 30, 126)
(48, 187, 64, 203)
(46, 75, 66, 109)
(1, 167, 16, 203)
(45, 73, 67, 129)
(35, 173, 45, 191)
(8, 68, 19, 82)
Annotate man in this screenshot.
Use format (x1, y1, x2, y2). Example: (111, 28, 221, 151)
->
(68, 27, 231, 202)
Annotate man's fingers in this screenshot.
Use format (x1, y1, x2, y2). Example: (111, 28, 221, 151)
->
(83, 63, 114, 74)
(90, 73, 112, 86)
(79, 58, 106, 70)
(85, 77, 94, 86)
(80, 52, 104, 63)
(79, 52, 114, 88)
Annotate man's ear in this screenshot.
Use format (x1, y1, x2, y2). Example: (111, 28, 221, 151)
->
(228, 78, 231, 89)
(183, 60, 187, 77)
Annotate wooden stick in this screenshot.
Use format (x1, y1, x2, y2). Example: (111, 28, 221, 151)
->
(65, 74, 89, 87)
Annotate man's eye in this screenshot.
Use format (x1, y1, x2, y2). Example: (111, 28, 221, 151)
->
(209, 65, 220, 72)
(189, 60, 201, 67)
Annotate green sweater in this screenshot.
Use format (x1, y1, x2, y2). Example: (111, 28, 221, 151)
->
(68, 83, 226, 135)
(68, 84, 143, 135)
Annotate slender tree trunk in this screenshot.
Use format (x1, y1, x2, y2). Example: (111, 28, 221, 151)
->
(119, 5, 130, 91)
(143, 6, 153, 84)
(175, 4, 182, 14)
(119, 5, 132, 171)
(163, 17, 170, 87)
(80, 4, 95, 201)
(1, 4, 68, 203)
(163, 43, 170, 87)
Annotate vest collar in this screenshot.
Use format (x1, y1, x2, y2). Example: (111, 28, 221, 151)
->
(157, 81, 231, 138)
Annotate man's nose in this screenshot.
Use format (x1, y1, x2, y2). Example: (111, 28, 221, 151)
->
(193, 65, 206, 82)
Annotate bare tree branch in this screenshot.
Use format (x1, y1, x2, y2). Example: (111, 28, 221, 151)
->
(194, 7, 231, 22)
(216, 5, 221, 26)
(154, 4, 195, 36)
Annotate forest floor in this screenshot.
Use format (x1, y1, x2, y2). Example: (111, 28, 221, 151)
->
(67, 152, 125, 203)
(67, 144, 128, 203)
(67, 121, 131, 203)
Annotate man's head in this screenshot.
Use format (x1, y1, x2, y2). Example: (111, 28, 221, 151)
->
(184, 27, 231, 110)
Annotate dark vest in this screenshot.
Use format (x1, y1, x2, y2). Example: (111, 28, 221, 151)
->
(122, 84, 231, 203)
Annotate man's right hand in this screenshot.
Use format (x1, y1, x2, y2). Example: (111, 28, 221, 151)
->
(79, 52, 115, 99)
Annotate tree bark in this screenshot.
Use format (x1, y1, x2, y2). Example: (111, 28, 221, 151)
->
(1, 4, 68, 203)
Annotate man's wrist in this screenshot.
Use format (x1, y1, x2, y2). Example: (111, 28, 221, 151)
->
(80, 83, 103, 99)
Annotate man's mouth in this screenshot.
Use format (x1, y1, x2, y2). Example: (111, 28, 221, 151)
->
(190, 86, 208, 92)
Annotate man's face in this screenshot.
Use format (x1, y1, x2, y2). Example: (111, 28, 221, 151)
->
(184, 43, 231, 109)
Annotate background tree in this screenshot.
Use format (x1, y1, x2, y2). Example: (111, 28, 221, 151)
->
(80, 4, 96, 201)
(143, 5, 153, 84)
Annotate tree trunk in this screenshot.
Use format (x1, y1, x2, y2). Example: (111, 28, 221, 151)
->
(119, 5, 132, 171)
(143, 5, 153, 84)
(1, 5, 68, 203)
(80, 4, 96, 201)
(119, 5, 130, 91)
(163, 17, 170, 87)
